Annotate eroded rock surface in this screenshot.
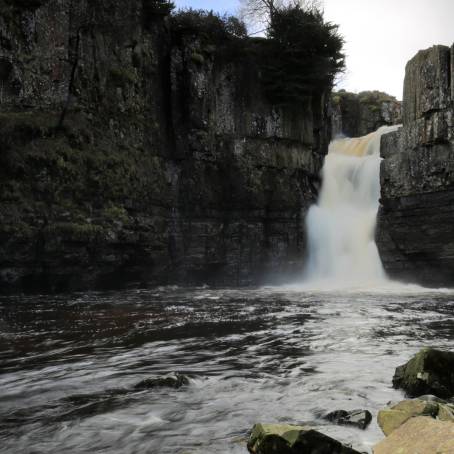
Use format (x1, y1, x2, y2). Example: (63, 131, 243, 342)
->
(0, 1, 329, 292)
(374, 416, 454, 454)
(331, 90, 401, 138)
(377, 44, 454, 286)
(377, 399, 440, 436)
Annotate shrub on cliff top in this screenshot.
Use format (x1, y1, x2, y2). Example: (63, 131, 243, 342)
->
(170, 9, 248, 43)
(262, 4, 345, 105)
(144, 0, 174, 17)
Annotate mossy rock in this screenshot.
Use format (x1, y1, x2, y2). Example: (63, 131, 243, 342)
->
(108, 67, 138, 87)
(190, 52, 205, 65)
(374, 416, 454, 454)
(393, 347, 454, 398)
(377, 399, 439, 436)
(378, 398, 454, 436)
(247, 423, 362, 454)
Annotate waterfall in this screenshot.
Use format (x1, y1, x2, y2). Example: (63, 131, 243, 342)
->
(304, 125, 400, 287)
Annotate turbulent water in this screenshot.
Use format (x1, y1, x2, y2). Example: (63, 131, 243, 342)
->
(305, 126, 401, 287)
(2, 126, 452, 453)
(1, 286, 454, 453)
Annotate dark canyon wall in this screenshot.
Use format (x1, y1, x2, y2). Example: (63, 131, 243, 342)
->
(331, 90, 401, 138)
(377, 44, 454, 286)
(0, 0, 329, 292)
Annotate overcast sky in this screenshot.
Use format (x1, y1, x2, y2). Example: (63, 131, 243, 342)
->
(173, 0, 454, 99)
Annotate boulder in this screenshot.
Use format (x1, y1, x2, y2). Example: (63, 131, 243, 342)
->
(392, 348, 454, 398)
(373, 416, 454, 454)
(377, 398, 454, 436)
(324, 409, 372, 430)
(134, 372, 190, 390)
(377, 399, 439, 436)
(247, 423, 362, 454)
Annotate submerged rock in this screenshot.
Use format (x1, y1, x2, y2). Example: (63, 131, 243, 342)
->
(324, 409, 372, 430)
(392, 348, 454, 398)
(134, 373, 189, 390)
(374, 416, 454, 454)
(247, 423, 362, 454)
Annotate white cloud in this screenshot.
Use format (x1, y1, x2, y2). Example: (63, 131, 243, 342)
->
(323, 0, 454, 98)
(174, 0, 454, 99)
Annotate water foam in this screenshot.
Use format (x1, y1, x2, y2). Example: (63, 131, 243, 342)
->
(303, 125, 401, 289)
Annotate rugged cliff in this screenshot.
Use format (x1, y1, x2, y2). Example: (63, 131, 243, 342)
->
(377, 44, 454, 286)
(331, 90, 401, 138)
(0, 0, 329, 292)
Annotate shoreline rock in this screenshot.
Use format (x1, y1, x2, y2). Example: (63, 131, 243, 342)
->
(323, 409, 372, 430)
(247, 423, 363, 454)
(392, 347, 454, 398)
(374, 416, 454, 453)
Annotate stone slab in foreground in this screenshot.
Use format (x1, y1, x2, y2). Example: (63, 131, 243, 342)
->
(247, 423, 362, 454)
(373, 416, 454, 454)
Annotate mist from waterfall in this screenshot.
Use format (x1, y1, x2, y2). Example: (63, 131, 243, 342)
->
(304, 125, 401, 288)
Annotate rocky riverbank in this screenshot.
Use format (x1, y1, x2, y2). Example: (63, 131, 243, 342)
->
(247, 348, 454, 453)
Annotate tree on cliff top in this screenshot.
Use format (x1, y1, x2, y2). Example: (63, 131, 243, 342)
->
(259, 2, 344, 105)
(240, 0, 321, 34)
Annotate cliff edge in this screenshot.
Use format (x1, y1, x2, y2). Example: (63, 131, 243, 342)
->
(377, 44, 454, 286)
(0, 1, 330, 292)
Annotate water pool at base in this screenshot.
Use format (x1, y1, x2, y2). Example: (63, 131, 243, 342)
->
(1, 286, 454, 453)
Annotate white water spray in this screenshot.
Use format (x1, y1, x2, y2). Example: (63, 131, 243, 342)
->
(304, 125, 401, 287)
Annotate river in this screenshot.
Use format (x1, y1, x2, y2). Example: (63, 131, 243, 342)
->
(1, 285, 454, 453)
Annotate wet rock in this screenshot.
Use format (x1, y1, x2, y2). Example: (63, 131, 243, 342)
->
(392, 348, 454, 398)
(377, 399, 439, 436)
(0, 0, 332, 293)
(247, 423, 362, 454)
(374, 416, 454, 454)
(377, 398, 454, 436)
(377, 44, 454, 287)
(134, 373, 189, 390)
(331, 90, 401, 138)
(418, 394, 452, 404)
(324, 409, 372, 430)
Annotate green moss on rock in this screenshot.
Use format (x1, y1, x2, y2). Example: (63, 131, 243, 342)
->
(393, 347, 454, 398)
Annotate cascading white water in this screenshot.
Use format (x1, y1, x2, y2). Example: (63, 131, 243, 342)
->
(304, 125, 401, 287)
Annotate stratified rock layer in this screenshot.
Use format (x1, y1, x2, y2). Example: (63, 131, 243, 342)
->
(377, 44, 454, 286)
(0, 1, 329, 292)
(330, 90, 401, 138)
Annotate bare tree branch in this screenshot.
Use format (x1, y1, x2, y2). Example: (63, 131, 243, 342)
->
(239, 0, 323, 34)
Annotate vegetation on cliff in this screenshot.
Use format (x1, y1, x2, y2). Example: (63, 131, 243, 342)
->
(0, 0, 342, 292)
(171, 1, 345, 106)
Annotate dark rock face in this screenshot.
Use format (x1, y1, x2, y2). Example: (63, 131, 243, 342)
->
(331, 90, 401, 138)
(377, 44, 454, 286)
(392, 348, 454, 398)
(0, 1, 329, 292)
(324, 409, 372, 430)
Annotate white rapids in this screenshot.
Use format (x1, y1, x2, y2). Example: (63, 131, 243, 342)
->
(303, 125, 401, 288)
